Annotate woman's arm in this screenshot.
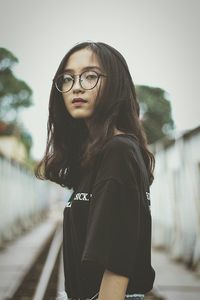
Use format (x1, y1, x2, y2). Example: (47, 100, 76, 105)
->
(98, 269, 129, 300)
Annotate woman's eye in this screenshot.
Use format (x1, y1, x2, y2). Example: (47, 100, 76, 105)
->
(63, 75, 73, 83)
(86, 74, 98, 80)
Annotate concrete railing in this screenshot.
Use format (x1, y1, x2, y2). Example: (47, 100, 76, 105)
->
(151, 126, 200, 271)
(0, 155, 66, 246)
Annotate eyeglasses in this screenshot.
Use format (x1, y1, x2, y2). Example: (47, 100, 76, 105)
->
(54, 70, 107, 93)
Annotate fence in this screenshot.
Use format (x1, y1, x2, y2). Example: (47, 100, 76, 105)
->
(0, 155, 66, 246)
(151, 126, 200, 271)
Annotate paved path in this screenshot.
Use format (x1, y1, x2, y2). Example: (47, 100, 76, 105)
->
(151, 248, 200, 300)
(1, 216, 200, 300)
(0, 218, 58, 300)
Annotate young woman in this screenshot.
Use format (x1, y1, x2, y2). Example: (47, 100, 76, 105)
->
(36, 41, 155, 300)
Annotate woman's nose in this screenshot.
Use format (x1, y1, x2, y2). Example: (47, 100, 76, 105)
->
(72, 75, 83, 92)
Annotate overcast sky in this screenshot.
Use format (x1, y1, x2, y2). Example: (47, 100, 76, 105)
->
(1, 0, 200, 160)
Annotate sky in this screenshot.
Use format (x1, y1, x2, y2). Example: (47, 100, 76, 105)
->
(0, 0, 200, 160)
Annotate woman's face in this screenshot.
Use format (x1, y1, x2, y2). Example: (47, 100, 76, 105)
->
(62, 48, 105, 120)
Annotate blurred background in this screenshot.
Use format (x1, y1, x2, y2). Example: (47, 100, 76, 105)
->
(0, 0, 200, 299)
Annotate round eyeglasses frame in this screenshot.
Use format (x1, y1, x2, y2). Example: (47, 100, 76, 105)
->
(53, 70, 107, 93)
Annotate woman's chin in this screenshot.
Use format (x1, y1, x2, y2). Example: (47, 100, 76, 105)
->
(70, 110, 93, 120)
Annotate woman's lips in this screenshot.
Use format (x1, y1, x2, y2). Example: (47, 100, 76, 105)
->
(72, 98, 87, 107)
(72, 98, 87, 103)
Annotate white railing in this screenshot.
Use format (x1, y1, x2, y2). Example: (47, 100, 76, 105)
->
(0, 156, 67, 245)
(151, 127, 200, 270)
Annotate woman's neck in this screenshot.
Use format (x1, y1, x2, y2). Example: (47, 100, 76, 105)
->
(113, 128, 125, 136)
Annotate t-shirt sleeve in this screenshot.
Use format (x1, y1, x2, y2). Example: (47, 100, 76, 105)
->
(81, 138, 141, 277)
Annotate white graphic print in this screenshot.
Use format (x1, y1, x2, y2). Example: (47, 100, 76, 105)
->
(146, 192, 151, 210)
(146, 192, 150, 201)
(66, 192, 92, 208)
(74, 193, 91, 201)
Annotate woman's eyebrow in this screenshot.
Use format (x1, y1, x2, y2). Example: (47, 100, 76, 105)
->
(64, 66, 102, 73)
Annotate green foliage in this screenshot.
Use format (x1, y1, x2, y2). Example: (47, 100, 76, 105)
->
(136, 85, 174, 144)
(0, 48, 33, 122)
(0, 48, 33, 158)
(0, 48, 18, 70)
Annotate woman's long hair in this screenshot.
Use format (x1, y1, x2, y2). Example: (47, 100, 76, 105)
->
(35, 41, 155, 189)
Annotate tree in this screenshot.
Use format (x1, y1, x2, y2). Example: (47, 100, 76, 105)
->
(0, 48, 33, 157)
(0, 48, 33, 122)
(136, 85, 174, 144)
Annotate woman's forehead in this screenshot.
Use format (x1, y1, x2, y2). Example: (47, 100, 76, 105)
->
(64, 48, 101, 72)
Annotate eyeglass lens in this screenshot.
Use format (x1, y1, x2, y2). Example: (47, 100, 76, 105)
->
(55, 71, 99, 92)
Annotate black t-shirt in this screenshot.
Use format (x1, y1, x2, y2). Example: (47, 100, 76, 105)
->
(63, 134, 155, 298)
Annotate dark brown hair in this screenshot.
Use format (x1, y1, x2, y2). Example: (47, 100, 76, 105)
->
(35, 41, 155, 189)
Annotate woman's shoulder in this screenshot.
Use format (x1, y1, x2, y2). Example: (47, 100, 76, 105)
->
(93, 133, 141, 187)
(102, 133, 139, 155)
